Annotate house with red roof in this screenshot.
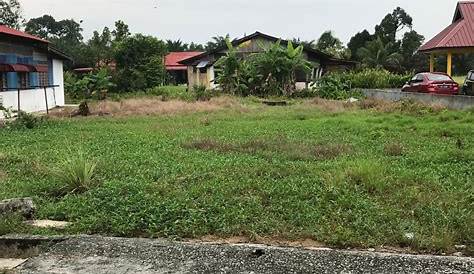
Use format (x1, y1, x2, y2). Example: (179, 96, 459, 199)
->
(0, 25, 70, 115)
(420, 1, 474, 76)
(165, 52, 203, 84)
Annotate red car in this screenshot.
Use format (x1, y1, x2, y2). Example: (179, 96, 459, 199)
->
(402, 72, 459, 95)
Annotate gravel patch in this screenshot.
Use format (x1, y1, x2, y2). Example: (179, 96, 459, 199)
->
(16, 236, 473, 273)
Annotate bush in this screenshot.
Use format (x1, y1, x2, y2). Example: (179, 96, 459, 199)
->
(114, 34, 168, 92)
(193, 85, 212, 101)
(313, 69, 411, 100)
(215, 39, 310, 97)
(7, 111, 44, 129)
(146, 86, 196, 101)
(55, 151, 98, 195)
(65, 69, 115, 101)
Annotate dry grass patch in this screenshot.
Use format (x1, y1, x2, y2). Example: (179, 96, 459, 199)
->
(384, 142, 405, 156)
(91, 96, 244, 116)
(358, 98, 447, 114)
(305, 98, 356, 112)
(183, 137, 352, 161)
(182, 139, 233, 152)
(312, 143, 352, 160)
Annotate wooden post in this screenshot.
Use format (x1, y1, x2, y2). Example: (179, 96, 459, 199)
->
(17, 88, 20, 114)
(447, 52, 452, 76)
(43, 87, 49, 114)
(430, 54, 435, 72)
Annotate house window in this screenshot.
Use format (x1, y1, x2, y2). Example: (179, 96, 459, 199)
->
(0, 73, 7, 91)
(18, 73, 29, 89)
(39, 72, 49, 87)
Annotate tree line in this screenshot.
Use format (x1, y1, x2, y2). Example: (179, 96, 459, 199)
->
(2, 0, 473, 82)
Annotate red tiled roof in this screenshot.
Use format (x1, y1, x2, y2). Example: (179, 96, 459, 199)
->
(165, 52, 203, 70)
(0, 25, 49, 43)
(420, 1, 474, 52)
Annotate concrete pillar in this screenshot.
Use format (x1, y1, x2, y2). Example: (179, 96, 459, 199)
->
(447, 52, 452, 76)
(430, 54, 435, 72)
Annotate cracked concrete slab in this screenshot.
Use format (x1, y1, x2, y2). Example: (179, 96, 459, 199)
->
(17, 236, 474, 274)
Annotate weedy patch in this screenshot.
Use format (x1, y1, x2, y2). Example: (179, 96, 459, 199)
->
(90, 96, 245, 116)
(384, 142, 405, 156)
(346, 160, 388, 194)
(183, 137, 352, 161)
(0, 99, 472, 255)
(52, 152, 99, 196)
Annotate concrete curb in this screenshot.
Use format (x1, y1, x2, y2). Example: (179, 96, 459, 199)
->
(361, 89, 474, 110)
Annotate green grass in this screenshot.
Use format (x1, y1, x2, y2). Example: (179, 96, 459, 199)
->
(452, 76, 465, 85)
(0, 98, 473, 255)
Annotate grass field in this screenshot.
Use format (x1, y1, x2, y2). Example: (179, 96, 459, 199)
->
(0, 97, 473, 255)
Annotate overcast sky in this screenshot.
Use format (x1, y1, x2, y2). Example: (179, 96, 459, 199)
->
(19, 0, 462, 44)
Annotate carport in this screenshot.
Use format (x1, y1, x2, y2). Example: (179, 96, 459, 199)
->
(419, 1, 474, 76)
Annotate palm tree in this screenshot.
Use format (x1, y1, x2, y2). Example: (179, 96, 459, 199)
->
(357, 37, 402, 70)
(166, 39, 189, 52)
(206, 35, 231, 51)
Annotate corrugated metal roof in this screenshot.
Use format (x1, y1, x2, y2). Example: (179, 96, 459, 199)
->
(165, 52, 203, 70)
(0, 25, 49, 43)
(420, 1, 474, 52)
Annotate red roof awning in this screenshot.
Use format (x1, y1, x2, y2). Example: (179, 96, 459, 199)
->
(0, 63, 49, 72)
(420, 2, 474, 52)
(34, 64, 48, 72)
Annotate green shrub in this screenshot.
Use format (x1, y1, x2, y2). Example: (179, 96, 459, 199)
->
(55, 151, 98, 195)
(215, 39, 311, 97)
(313, 68, 411, 100)
(146, 85, 195, 101)
(65, 69, 115, 101)
(7, 111, 44, 129)
(193, 85, 212, 101)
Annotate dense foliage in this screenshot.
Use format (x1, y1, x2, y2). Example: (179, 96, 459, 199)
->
(65, 69, 115, 100)
(215, 40, 311, 97)
(348, 7, 427, 73)
(113, 34, 168, 91)
(314, 69, 411, 99)
(0, 0, 23, 29)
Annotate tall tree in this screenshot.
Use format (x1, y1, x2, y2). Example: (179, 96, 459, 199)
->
(112, 20, 130, 42)
(315, 31, 351, 59)
(357, 37, 402, 70)
(348, 30, 373, 60)
(188, 42, 205, 51)
(88, 27, 113, 66)
(24, 15, 57, 39)
(206, 35, 231, 51)
(114, 34, 168, 91)
(166, 39, 189, 52)
(400, 30, 425, 71)
(374, 7, 413, 47)
(0, 0, 24, 29)
(26, 15, 85, 67)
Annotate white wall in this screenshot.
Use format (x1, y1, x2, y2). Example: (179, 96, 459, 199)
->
(0, 87, 59, 115)
(52, 59, 65, 106)
(0, 59, 65, 118)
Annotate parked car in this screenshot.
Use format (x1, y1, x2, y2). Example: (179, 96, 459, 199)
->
(461, 70, 474, 96)
(402, 72, 459, 95)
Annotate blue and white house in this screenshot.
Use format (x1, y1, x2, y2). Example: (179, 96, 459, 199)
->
(0, 25, 70, 115)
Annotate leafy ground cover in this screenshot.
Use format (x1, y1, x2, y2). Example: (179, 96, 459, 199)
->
(0, 97, 472, 255)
